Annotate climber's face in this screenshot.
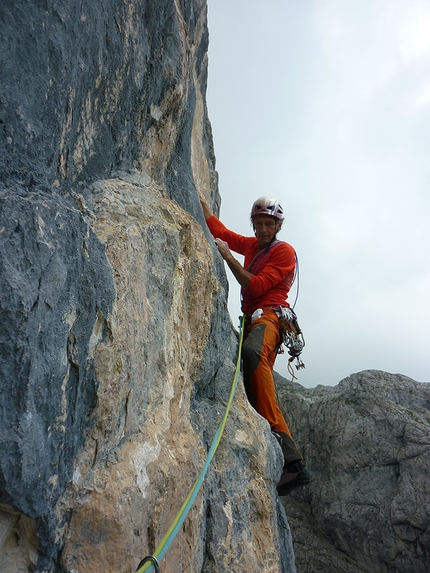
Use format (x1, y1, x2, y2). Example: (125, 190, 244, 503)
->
(252, 215, 281, 249)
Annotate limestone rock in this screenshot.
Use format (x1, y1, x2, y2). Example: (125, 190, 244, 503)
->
(0, 1, 295, 572)
(276, 369, 430, 573)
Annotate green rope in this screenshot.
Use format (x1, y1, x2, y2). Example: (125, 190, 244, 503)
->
(136, 316, 245, 573)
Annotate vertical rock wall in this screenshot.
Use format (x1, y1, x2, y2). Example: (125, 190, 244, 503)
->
(0, 1, 295, 572)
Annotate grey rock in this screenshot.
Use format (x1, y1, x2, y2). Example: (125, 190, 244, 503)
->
(276, 369, 430, 573)
(0, 1, 295, 572)
(0, 189, 115, 565)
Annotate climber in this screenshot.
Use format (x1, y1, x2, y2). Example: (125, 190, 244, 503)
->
(199, 195, 311, 496)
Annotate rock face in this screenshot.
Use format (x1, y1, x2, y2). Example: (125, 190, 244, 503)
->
(276, 370, 430, 573)
(0, 1, 295, 572)
(3, 3, 428, 573)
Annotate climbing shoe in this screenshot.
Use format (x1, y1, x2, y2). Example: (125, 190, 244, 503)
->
(276, 459, 311, 496)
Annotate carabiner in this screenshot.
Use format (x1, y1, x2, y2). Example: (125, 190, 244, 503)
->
(136, 555, 161, 573)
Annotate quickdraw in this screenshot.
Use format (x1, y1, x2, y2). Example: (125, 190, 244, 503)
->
(273, 306, 305, 380)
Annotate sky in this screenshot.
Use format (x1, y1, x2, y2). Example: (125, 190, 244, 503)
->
(205, 0, 430, 388)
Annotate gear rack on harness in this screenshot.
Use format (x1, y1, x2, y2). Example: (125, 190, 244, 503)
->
(274, 305, 305, 373)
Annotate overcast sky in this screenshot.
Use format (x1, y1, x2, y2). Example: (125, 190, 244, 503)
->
(205, 0, 430, 388)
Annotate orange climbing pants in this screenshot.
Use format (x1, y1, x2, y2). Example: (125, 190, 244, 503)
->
(242, 307, 301, 462)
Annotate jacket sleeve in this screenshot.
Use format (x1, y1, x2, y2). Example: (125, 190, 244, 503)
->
(246, 243, 296, 298)
(205, 215, 247, 255)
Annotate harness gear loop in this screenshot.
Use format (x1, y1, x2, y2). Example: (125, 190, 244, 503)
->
(136, 556, 160, 573)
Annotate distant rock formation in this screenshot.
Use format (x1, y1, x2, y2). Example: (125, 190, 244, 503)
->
(276, 370, 430, 573)
(0, 1, 295, 572)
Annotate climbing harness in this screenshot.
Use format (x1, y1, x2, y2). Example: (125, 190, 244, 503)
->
(135, 316, 246, 573)
(243, 246, 306, 382)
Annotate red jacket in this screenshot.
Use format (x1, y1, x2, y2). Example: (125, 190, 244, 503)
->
(206, 215, 296, 314)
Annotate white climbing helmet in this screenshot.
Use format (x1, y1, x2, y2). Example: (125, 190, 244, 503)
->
(250, 197, 285, 221)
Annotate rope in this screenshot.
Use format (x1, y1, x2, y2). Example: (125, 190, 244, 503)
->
(136, 315, 246, 573)
(290, 252, 300, 310)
